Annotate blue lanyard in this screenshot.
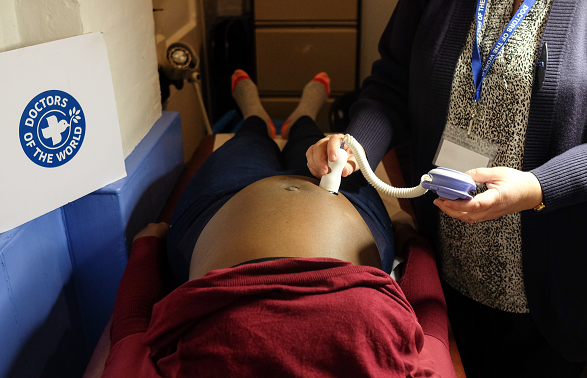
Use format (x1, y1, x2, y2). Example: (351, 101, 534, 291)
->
(472, 0, 537, 102)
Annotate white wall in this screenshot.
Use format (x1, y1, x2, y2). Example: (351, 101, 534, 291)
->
(153, 0, 210, 162)
(0, 0, 20, 52)
(360, 0, 398, 84)
(0, 0, 161, 158)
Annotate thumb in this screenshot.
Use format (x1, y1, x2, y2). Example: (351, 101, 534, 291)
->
(465, 167, 496, 183)
(342, 162, 356, 177)
(342, 153, 359, 177)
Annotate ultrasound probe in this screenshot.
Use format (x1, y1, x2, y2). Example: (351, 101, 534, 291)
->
(319, 135, 477, 200)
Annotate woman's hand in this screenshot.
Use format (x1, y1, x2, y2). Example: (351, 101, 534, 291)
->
(433, 167, 543, 223)
(306, 134, 360, 178)
(133, 222, 169, 242)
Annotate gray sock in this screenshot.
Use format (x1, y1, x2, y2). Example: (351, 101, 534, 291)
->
(232, 77, 271, 122)
(282, 74, 329, 138)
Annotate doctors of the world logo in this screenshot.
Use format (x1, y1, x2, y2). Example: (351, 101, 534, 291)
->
(19, 90, 86, 168)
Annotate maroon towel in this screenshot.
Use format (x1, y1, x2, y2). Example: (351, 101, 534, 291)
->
(106, 238, 451, 377)
(143, 258, 425, 377)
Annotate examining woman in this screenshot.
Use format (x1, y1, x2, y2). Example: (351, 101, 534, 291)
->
(307, 0, 587, 376)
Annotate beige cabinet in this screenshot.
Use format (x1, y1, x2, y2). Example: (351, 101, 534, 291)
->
(254, 0, 359, 132)
(254, 0, 357, 22)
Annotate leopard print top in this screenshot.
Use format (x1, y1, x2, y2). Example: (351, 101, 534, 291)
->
(439, 0, 552, 313)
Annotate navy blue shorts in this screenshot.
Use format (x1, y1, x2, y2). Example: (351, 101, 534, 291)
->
(167, 116, 394, 283)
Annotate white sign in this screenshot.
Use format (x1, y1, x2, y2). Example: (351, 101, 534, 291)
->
(0, 33, 126, 233)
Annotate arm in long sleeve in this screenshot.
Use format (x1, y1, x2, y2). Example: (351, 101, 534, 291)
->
(110, 236, 174, 346)
(531, 144, 587, 212)
(399, 235, 457, 378)
(346, 0, 428, 170)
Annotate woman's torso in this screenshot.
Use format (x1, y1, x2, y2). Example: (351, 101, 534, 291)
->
(189, 175, 381, 280)
(438, 0, 552, 313)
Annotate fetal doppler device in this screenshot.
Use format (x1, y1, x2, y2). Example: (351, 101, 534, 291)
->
(319, 134, 477, 200)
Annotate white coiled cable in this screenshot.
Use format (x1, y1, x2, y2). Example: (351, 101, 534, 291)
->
(343, 134, 431, 199)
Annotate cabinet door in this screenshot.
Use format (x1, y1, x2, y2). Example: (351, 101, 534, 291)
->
(256, 27, 357, 94)
(255, 0, 357, 22)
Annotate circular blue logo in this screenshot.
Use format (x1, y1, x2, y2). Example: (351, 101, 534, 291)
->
(19, 90, 86, 168)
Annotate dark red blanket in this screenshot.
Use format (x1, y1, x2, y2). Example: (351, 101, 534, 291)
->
(104, 237, 455, 377)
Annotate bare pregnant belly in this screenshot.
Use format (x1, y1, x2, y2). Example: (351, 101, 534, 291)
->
(189, 175, 381, 280)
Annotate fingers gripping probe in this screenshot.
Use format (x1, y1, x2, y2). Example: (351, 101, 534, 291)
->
(319, 134, 477, 200)
(319, 145, 348, 194)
